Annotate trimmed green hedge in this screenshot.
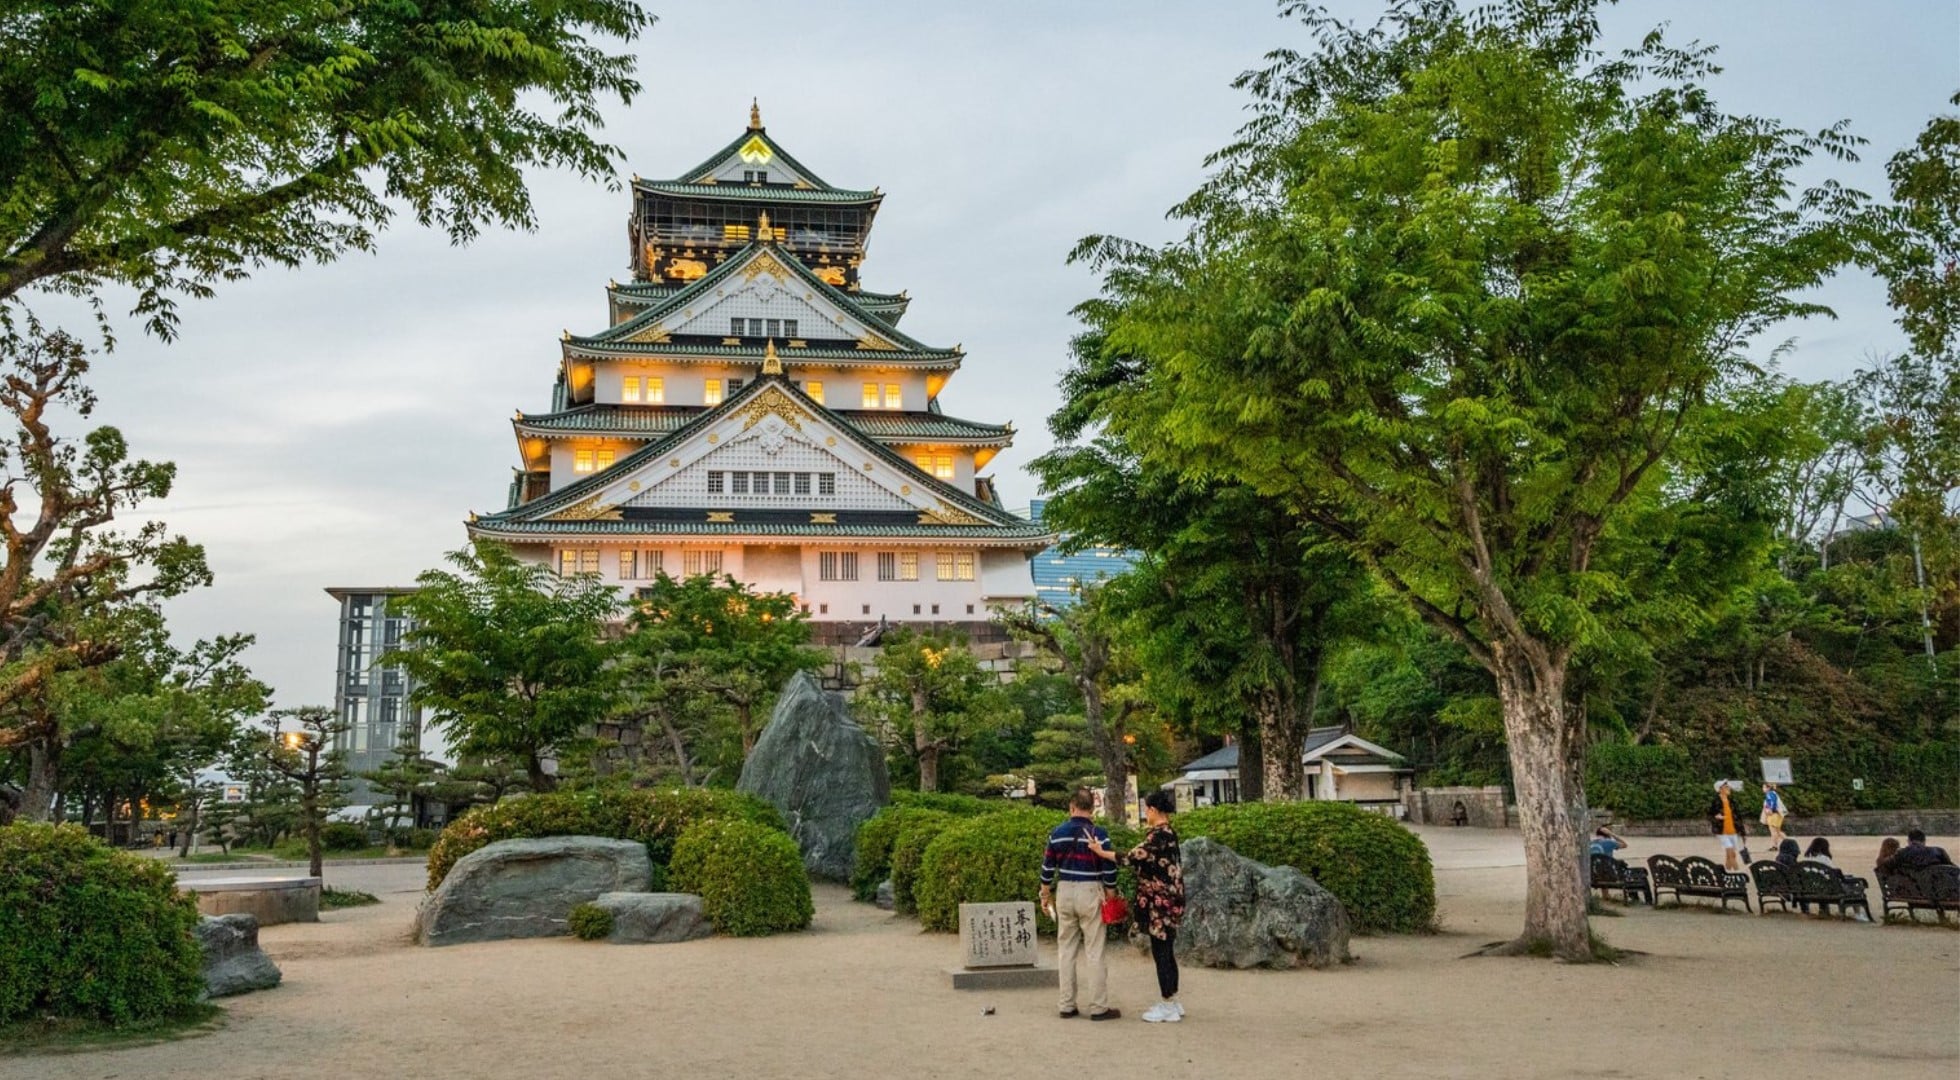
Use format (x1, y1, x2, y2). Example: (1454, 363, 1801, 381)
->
(669, 819, 813, 936)
(426, 787, 785, 889)
(1585, 741, 1960, 820)
(1179, 802, 1436, 934)
(0, 824, 205, 1026)
(916, 809, 1064, 933)
(852, 799, 1001, 901)
(889, 811, 960, 914)
(568, 903, 613, 941)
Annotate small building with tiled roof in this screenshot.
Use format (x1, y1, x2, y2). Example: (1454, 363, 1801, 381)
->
(1169, 728, 1413, 814)
(469, 104, 1052, 637)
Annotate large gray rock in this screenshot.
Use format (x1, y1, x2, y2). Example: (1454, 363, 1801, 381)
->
(592, 892, 712, 944)
(195, 913, 282, 998)
(737, 671, 890, 881)
(1175, 837, 1352, 970)
(417, 836, 653, 946)
(874, 879, 895, 911)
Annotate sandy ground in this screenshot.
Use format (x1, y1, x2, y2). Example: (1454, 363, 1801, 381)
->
(19, 828, 1958, 1080)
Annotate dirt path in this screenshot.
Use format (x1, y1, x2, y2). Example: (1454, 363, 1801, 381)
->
(22, 829, 1958, 1079)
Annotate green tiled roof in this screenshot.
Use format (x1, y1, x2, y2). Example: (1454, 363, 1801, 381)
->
(633, 179, 879, 205)
(480, 374, 1032, 534)
(515, 405, 1013, 443)
(669, 126, 848, 192)
(468, 518, 1052, 542)
(563, 339, 961, 366)
(610, 281, 911, 323)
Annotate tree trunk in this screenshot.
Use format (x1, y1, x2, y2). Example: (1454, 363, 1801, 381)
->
(657, 714, 696, 786)
(911, 688, 939, 793)
(19, 739, 59, 822)
(1490, 645, 1592, 960)
(1236, 716, 1265, 803)
(738, 701, 758, 757)
(1080, 682, 1128, 823)
(525, 751, 555, 793)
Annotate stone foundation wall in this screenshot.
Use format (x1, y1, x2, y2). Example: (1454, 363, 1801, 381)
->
(1404, 786, 1511, 828)
(1610, 807, 1960, 838)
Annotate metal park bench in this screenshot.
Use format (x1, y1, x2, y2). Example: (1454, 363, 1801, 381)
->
(1647, 854, 1751, 911)
(1750, 860, 1871, 920)
(1589, 854, 1652, 905)
(1879, 865, 1960, 925)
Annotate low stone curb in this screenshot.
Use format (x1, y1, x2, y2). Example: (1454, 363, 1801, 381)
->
(170, 857, 428, 872)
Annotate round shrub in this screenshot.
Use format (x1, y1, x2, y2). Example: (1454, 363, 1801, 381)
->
(668, 819, 813, 936)
(1178, 802, 1435, 933)
(915, 809, 1068, 933)
(852, 799, 1001, 901)
(889, 791, 1005, 815)
(568, 903, 614, 941)
(889, 811, 959, 914)
(0, 824, 205, 1026)
(426, 787, 785, 890)
(321, 821, 368, 851)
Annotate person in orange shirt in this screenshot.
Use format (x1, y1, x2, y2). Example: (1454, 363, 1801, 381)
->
(1705, 780, 1749, 871)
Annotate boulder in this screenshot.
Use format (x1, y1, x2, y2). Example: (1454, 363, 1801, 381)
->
(874, 879, 895, 911)
(1174, 837, 1352, 970)
(592, 892, 712, 944)
(417, 836, 653, 946)
(195, 913, 282, 998)
(737, 671, 890, 881)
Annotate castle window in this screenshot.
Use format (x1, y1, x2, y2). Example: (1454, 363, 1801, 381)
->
(574, 450, 596, 473)
(806, 381, 823, 404)
(936, 551, 975, 581)
(558, 549, 599, 576)
(794, 472, 811, 495)
(862, 382, 879, 408)
(819, 551, 858, 582)
(708, 471, 725, 494)
(774, 472, 792, 495)
(818, 472, 836, 495)
(646, 377, 664, 404)
(595, 449, 614, 471)
(885, 383, 901, 409)
(877, 552, 919, 582)
(704, 379, 724, 406)
(732, 472, 750, 494)
(683, 550, 722, 577)
(916, 453, 954, 480)
(623, 376, 641, 403)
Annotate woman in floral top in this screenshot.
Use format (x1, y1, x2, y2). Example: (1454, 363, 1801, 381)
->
(1089, 789, 1185, 1023)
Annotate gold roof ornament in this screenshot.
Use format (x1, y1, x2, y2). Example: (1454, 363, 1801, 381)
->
(762, 339, 783, 375)
(749, 98, 763, 131)
(757, 210, 772, 239)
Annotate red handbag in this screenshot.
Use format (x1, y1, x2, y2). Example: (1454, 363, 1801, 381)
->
(1101, 894, 1130, 925)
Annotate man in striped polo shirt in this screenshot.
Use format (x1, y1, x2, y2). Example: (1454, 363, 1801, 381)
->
(1038, 786, 1121, 1020)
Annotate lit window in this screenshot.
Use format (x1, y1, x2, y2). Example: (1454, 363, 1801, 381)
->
(723, 224, 751, 241)
(708, 471, 725, 494)
(558, 550, 579, 576)
(885, 384, 901, 409)
(581, 550, 599, 575)
(819, 472, 836, 495)
(595, 449, 614, 471)
(705, 380, 724, 406)
(646, 378, 664, 404)
(917, 453, 954, 480)
(619, 550, 638, 579)
(574, 450, 595, 473)
(623, 376, 641, 403)
(559, 549, 599, 576)
(807, 381, 824, 405)
(936, 551, 975, 581)
(862, 383, 879, 408)
(819, 551, 858, 582)
(899, 552, 919, 580)
(683, 550, 723, 576)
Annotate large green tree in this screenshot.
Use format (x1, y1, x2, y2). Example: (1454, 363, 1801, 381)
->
(386, 544, 621, 792)
(1070, 0, 1859, 957)
(860, 628, 1013, 794)
(0, 0, 651, 334)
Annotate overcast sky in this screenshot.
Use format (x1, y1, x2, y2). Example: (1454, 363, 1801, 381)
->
(35, 1, 1959, 712)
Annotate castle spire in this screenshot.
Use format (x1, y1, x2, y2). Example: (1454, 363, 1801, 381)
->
(762, 339, 783, 376)
(749, 98, 763, 131)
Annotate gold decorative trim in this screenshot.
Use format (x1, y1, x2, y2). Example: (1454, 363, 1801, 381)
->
(628, 481, 641, 491)
(707, 511, 735, 523)
(707, 434, 719, 444)
(855, 332, 898, 351)
(900, 484, 912, 495)
(741, 249, 793, 282)
(627, 324, 670, 344)
(825, 436, 837, 447)
(761, 339, 783, 376)
(810, 513, 837, 524)
(552, 495, 622, 522)
(918, 501, 984, 527)
(669, 457, 681, 467)
(740, 390, 809, 432)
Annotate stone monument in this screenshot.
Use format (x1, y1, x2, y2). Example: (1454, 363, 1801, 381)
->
(737, 671, 890, 881)
(949, 900, 1057, 989)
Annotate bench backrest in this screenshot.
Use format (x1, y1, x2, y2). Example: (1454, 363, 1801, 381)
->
(1680, 856, 1734, 889)
(1792, 860, 1846, 898)
(1750, 860, 1791, 896)
(1590, 854, 1625, 884)
(1926, 864, 1960, 904)
(1646, 854, 1686, 885)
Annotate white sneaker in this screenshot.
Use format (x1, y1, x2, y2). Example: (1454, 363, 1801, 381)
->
(1142, 1002, 1181, 1023)
(1172, 1001, 1185, 1018)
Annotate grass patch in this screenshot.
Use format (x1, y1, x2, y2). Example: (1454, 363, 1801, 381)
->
(320, 887, 380, 910)
(0, 1004, 221, 1056)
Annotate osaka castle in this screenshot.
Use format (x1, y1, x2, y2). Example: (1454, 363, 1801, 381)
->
(466, 103, 1053, 639)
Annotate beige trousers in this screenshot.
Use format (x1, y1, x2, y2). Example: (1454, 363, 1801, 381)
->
(1054, 881, 1108, 1014)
